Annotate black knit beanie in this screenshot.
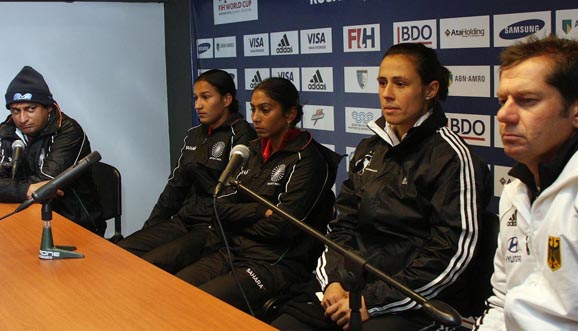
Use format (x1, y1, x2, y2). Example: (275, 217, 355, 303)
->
(5, 66, 54, 109)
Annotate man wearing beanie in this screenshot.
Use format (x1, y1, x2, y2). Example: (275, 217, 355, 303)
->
(0, 66, 104, 235)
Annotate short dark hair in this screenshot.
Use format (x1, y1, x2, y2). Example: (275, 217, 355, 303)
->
(500, 35, 578, 109)
(383, 43, 450, 106)
(195, 69, 239, 113)
(253, 77, 303, 127)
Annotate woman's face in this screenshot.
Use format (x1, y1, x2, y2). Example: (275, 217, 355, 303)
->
(377, 54, 438, 138)
(250, 89, 295, 142)
(193, 80, 231, 129)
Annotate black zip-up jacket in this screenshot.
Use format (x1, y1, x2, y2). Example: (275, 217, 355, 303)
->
(316, 105, 491, 317)
(216, 130, 342, 281)
(0, 108, 103, 234)
(144, 113, 257, 228)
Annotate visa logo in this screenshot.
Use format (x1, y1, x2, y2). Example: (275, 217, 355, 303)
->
(276, 72, 294, 80)
(249, 37, 264, 48)
(307, 32, 326, 44)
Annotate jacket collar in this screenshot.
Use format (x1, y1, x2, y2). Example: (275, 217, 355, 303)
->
(205, 112, 243, 136)
(253, 130, 313, 162)
(368, 103, 447, 147)
(509, 131, 578, 202)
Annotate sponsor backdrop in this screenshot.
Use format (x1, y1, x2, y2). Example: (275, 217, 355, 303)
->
(191, 0, 577, 212)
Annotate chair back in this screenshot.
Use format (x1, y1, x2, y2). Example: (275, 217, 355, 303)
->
(92, 161, 123, 242)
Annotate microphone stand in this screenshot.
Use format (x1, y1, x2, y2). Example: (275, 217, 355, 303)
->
(38, 201, 84, 260)
(230, 180, 462, 329)
(9, 151, 100, 259)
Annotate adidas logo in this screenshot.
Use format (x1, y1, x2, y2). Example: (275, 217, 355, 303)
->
(250, 71, 263, 89)
(308, 70, 327, 90)
(276, 34, 293, 53)
(507, 210, 517, 227)
(401, 177, 408, 185)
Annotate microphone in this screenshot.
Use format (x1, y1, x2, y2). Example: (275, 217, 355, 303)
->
(11, 140, 25, 180)
(213, 144, 250, 197)
(14, 151, 101, 213)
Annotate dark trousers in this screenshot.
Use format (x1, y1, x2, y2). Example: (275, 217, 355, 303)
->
(175, 247, 289, 314)
(270, 279, 453, 331)
(116, 218, 210, 273)
(271, 311, 452, 331)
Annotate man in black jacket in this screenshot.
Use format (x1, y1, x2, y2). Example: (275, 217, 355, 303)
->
(0, 66, 103, 235)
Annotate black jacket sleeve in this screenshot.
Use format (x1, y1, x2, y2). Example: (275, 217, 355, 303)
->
(0, 117, 88, 202)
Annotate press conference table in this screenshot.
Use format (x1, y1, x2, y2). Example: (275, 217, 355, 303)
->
(0, 203, 276, 330)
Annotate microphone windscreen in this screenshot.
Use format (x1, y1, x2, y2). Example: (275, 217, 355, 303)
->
(12, 140, 25, 150)
(230, 144, 250, 162)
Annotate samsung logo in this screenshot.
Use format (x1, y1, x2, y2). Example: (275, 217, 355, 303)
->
(499, 19, 544, 39)
(198, 43, 211, 54)
(310, 0, 338, 4)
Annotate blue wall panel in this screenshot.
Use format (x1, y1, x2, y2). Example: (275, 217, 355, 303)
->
(191, 0, 578, 212)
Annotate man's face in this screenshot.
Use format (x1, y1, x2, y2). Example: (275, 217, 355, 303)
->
(497, 56, 578, 171)
(9, 102, 52, 137)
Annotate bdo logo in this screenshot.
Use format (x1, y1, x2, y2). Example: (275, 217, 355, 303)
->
(400, 25, 432, 41)
(446, 113, 490, 147)
(394, 19, 437, 48)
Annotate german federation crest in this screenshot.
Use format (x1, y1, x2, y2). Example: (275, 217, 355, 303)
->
(547, 236, 561, 271)
(356, 70, 368, 89)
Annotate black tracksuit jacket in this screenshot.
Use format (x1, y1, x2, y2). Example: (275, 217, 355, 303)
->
(215, 130, 342, 282)
(144, 112, 257, 228)
(316, 105, 492, 317)
(0, 108, 103, 234)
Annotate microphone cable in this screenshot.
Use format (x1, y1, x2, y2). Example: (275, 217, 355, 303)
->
(211, 196, 255, 316)
(0, 209, 17, 222)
